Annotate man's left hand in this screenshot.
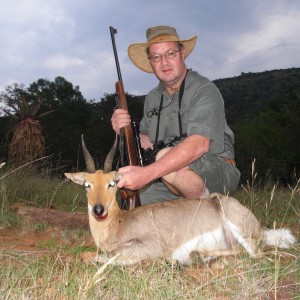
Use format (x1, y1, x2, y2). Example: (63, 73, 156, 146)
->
(116, 165, 151, 190)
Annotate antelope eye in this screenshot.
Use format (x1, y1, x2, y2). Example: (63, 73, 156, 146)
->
(108, 181, 116, 188)
(84, 182, 91, 188)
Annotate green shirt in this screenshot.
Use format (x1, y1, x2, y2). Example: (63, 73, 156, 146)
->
(139, 69, 235, 157)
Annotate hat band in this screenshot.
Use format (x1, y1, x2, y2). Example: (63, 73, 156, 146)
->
(148, 35, 179, 43)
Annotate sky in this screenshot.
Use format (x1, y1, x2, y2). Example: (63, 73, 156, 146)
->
(0, 0, 299, 101)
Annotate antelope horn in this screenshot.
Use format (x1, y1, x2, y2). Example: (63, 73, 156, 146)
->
(103, 133, 118, 173)
(81, 135, 96, 173)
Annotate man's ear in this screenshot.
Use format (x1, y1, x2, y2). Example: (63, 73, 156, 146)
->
(181, 47, 187, 59)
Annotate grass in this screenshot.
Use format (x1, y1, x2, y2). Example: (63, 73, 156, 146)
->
(1, 250, 299, 299)
(0, 163, 86, 213)
(0, 162, 299, 299)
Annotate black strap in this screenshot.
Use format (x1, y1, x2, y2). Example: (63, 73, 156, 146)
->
(154, 72, 187, 146)
(177, 74, 186, 138)
(154, 95, 164, 146)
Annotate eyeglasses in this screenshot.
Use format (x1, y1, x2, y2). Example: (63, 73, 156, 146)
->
(148, 49, 181, 63)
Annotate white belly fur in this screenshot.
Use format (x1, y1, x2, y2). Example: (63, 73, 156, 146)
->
(171, 227, 228, 264)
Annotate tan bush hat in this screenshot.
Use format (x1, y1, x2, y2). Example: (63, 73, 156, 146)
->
(128, 25, 197, 73)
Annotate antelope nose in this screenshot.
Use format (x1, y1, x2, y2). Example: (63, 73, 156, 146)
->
(93, 204, 104, 217)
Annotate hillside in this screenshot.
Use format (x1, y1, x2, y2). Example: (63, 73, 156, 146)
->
(214, 67, 300, 125)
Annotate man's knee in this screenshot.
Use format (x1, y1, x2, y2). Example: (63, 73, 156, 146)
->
(155, 147, 171, 161)
(155, 147, 180, 182)
(162, 166, 195, 185)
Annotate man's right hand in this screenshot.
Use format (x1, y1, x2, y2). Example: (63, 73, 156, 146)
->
(111, 108, 131, 134)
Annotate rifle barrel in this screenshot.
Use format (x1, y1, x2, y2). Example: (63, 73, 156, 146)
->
(109, 26, 122, 81)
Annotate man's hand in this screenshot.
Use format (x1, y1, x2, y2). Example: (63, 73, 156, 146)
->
(116, 165, 152, 190)
(140, 133, 153, 150)
(111, 108, 131, 134)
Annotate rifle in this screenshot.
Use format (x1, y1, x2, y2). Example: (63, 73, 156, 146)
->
(109, 26, 142, 210)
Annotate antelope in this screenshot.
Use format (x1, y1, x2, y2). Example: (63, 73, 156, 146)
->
(65, 136, 296, 265)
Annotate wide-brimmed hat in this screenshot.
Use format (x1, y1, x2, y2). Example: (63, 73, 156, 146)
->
(128, 25, 197, 73)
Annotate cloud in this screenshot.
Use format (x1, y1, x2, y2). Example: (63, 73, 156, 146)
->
(229, 10, 300, 63)
(44, 54, 84, 71)
(0, 0, 75, 87)
(195, 1, 300, 79)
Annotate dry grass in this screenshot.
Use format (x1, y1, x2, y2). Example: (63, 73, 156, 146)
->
(1, 247, 299, 299)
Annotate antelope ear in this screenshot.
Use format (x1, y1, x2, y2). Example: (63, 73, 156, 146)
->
(65, 172, 86, 185)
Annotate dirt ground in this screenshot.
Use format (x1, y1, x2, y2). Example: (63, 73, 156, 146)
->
(0, 204, 94, 256)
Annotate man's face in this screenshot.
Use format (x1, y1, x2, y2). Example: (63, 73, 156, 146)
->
(148, 41, 187, 87)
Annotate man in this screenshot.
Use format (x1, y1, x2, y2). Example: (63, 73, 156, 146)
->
(111, 25, 240, 205)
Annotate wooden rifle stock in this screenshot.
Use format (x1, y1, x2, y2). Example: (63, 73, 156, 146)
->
(115, 81, 139, 167)
(115, 81, 141, 209)
(110, 26, 141, 210)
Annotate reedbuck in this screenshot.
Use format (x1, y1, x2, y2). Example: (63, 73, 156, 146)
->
(65, 136, 296, 265)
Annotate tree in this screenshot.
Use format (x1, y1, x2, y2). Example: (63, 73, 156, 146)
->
(1, 77, 89, 168)
(2, 95, 54, 165)
(28, 76, 86, 109)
